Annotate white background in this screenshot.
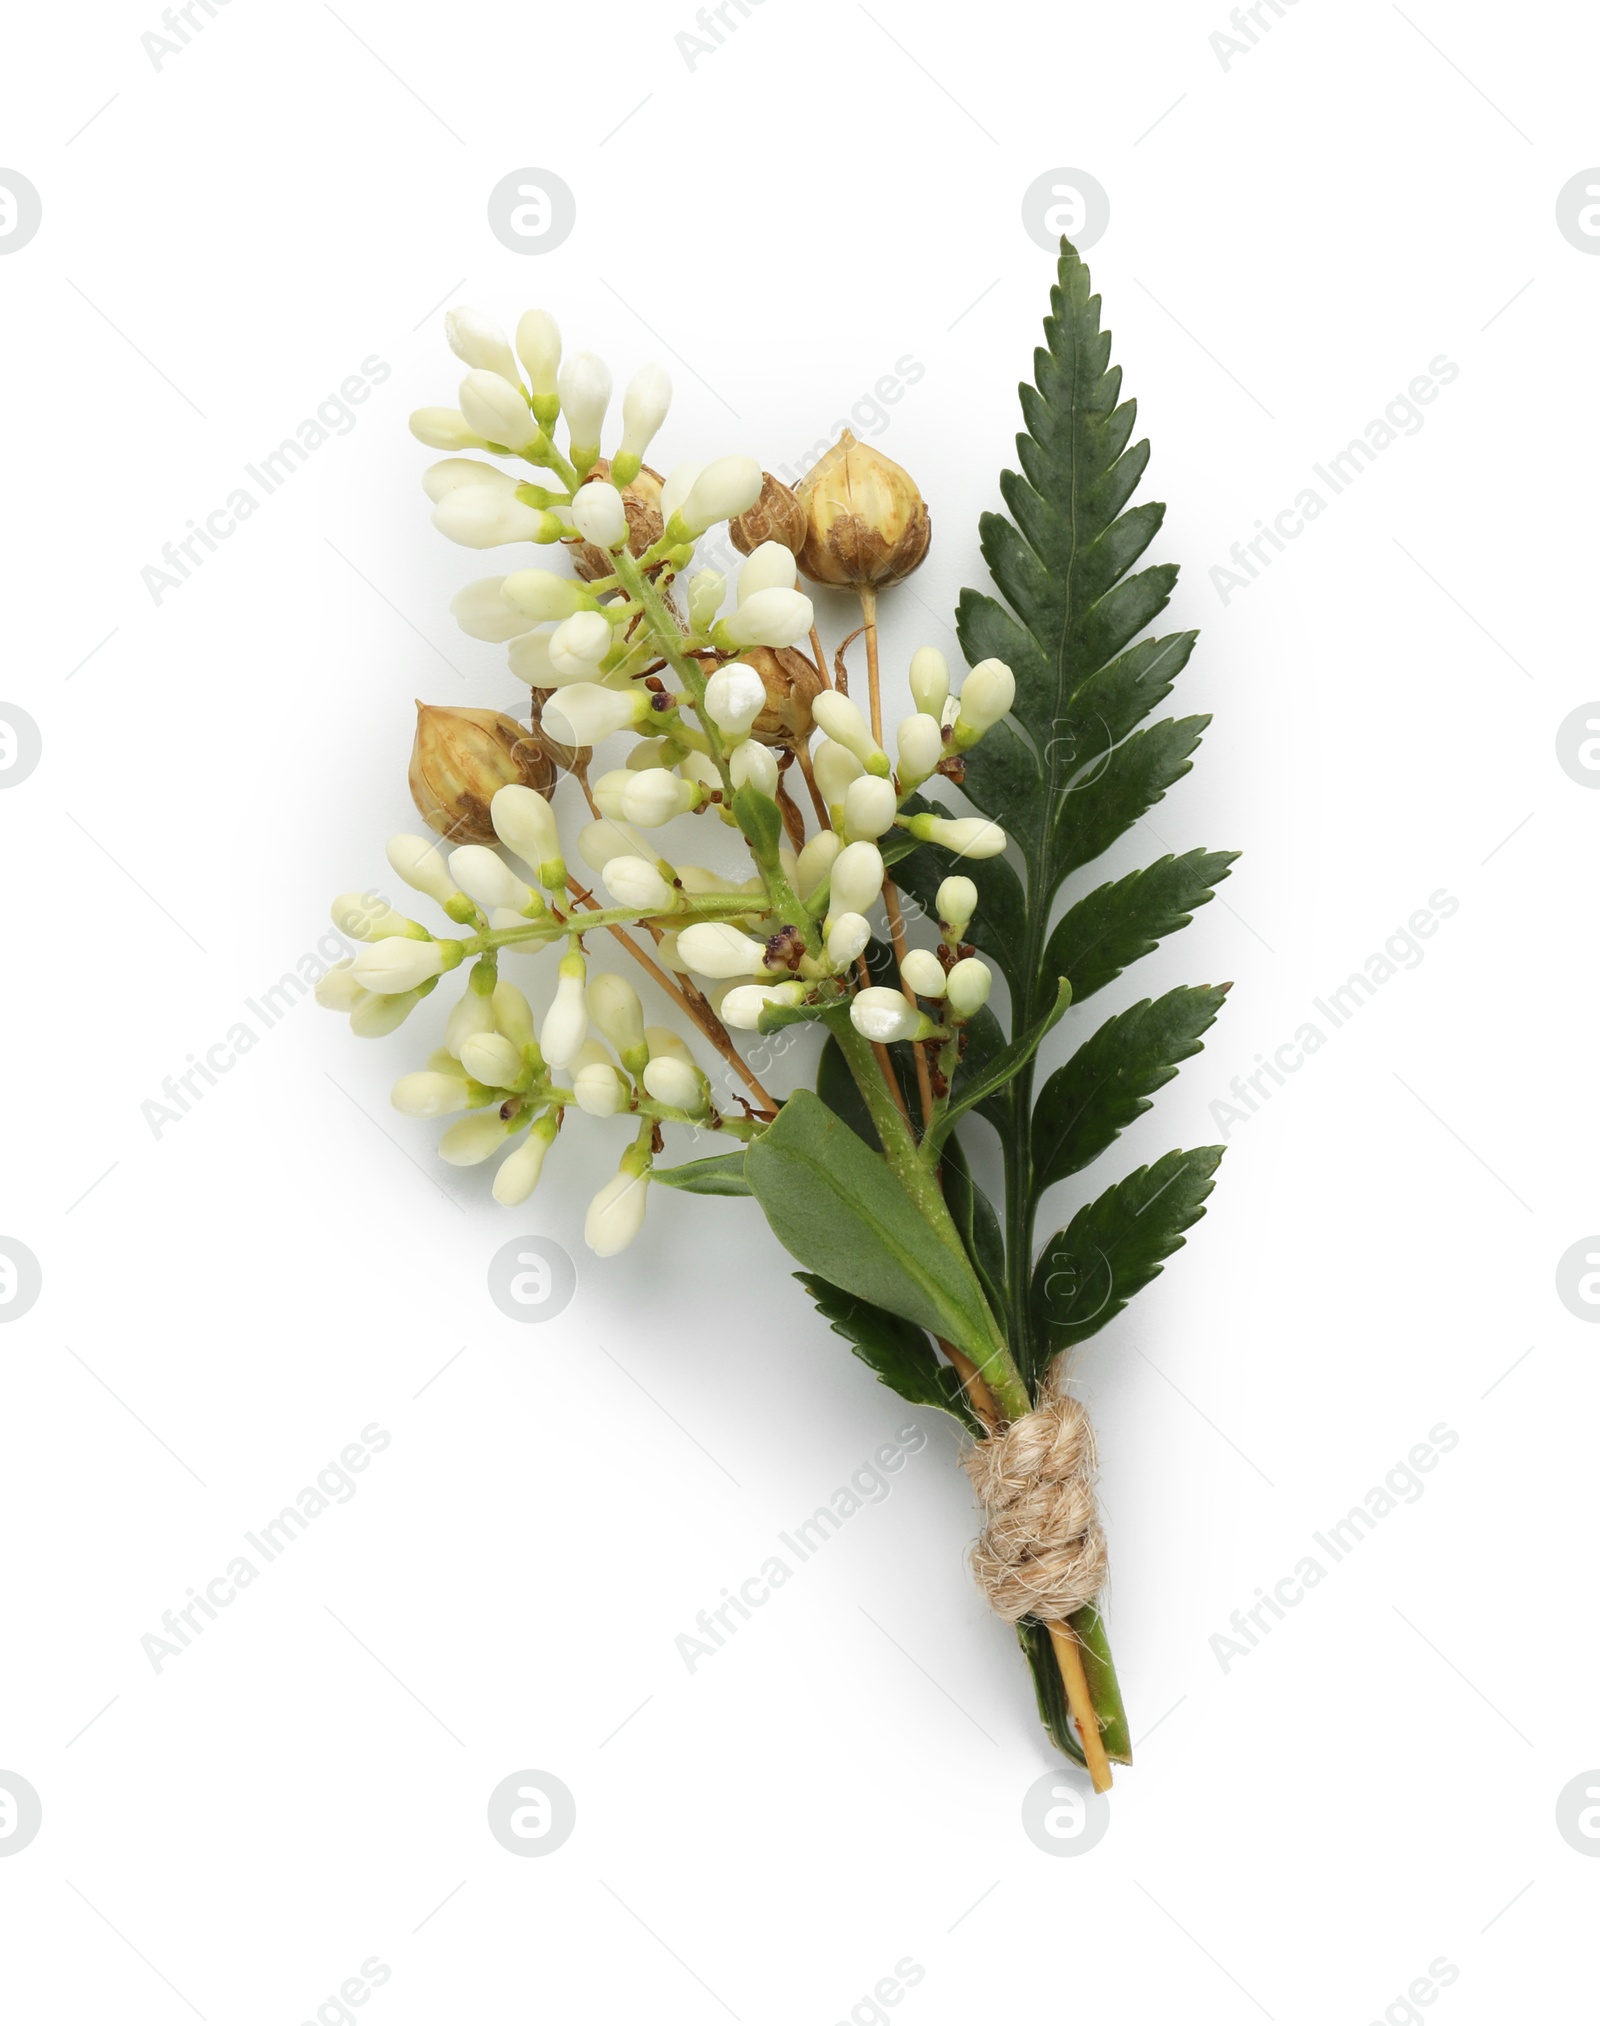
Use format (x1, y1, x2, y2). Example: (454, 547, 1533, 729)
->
(2, 0, 1596, 2019)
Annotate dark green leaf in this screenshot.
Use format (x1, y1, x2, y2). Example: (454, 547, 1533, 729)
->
(816, 1035, 878, 1147)
(926, 979, 1072, 1155)
(795, 1272, 981, 1436)
(651, 1151, 751, 1196)
(746, 1091, 997, 1361)
(1032, 985, 1229, 1189)
(950, 1005, 1014, 1135)
(1030, 1145, 1224, 1355)
(1044, 849, 1238, 1003)
(1050, 715, 1209, 884)
(939, 1134, 1008, 1323)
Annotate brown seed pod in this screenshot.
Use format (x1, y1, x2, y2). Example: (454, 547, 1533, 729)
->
(408, 702, 556, 845)
(794, 430, 931, 589)
(701, 645, 824, 747)
(728, 471, 806, 557)
(562, 457, 665, 581)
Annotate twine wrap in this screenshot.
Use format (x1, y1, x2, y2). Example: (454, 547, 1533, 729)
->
(961, 1380, 1107, 1623)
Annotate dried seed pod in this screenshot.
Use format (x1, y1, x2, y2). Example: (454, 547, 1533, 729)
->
(703, 645, 824, 747)
(794, 431, 931, 589)
(728, 471, 806, 557)
(562, 456, 665, 581)
(408, 702, 556, 845)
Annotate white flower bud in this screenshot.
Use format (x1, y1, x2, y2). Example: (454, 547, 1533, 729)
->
(954, 658, 1016, 745)
(578, 816, 651, 872)
(542, 681, 651, 747)
(842, 774, 897, 841)
(829, 840, 886, 918)
(423, 458, 520, 502)
(909, 646, 950, 719)
(896, 712, 944, 790)
(946, 955, 993, 1019)
(574, 1060, 629, 1116)
(460, 1031, 524, 1089)
(445, 306, 520, 385)
(714, 587, 814, 651)
(331, 893, 416, 942)
(450, 576, 535, 643)
(315, 961, 366, 1011)
(349, 989, 423, 1038)
(459, 370, 540, 451)
(557, 351, 612, 459)
(588, 972, 647, 1066)
(676, 922, 768, 979)
(601, 856, 680, 913)
(570, 481, 627, 551)
(448, 845, 535, 915)
(386, 834, 460, 908)
(906, 813, 1008, 859)
(729, 740, 778, 799)
(491, 785, 564, 888)
(826, 913, 871, 967)
(549, 609, 613, 677)
(704, 661, 766, 736)
(646, 1027, 695, 1064)
(539, 951, 588, 1066)
(677, 455, 763, 536)
(850, 986, 934, 1045)
(584, 1160, 651, 1256)
(391, 1070, 472, 1117)
(721, 981, 806, 1030)
(620, 768, 697, 827)
(936, 875, 978, 938)
(901, 949, 947, 998)
(642, 1055, 704, 1112)
(618, 362, 671, 467)
(409, 407, 488, 451)
(687, 569, 726, 631)
(438, 1109, 517, 1166)
(660, 460, 703, 524)
(445, 983, 497, 1054)
(433, 487, 552, 549)
(813, 740, 864, 814)
(812, 690, 890, 774)
(516, 310, 562, 396)
(493, 981, 537, 1048)
(737, 541, 798, 602)
(352, 938, 448, 994)
(796, 829, 843, 899)
(493, 1114, 557, 1205)
(502, 568, 593, 624)
(590, 769, 630, 820)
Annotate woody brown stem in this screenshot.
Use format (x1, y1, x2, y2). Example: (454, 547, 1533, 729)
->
(1047, 1621, 1114, 1794)
(940, 1339, 1000, 1432)
(794, 740, 830, 830)
(809, 625, 834, 691)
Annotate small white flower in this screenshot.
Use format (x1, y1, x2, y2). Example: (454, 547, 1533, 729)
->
(826, 913, 871, 967)
(458, 369, 540, 451)
(570, 481, 628, 551)
(422, 458, 520, 502)
(842, 774, 897, 841)
(591, 770, 630, 820)
(900, 948, 948, 998)
(704, 661, 766, 736)
(491, 784, 564, 887)
(349, 989, 422, 1038)
(492, 981, 537, 1048)
(796, 829, 843, 899)
(516, 310, 562, 398)
(676, 455, 763, 536)
(728, 739, 778, 799)
(812, 739, 864, 814)
(352, 937, 448, 994)
(539, 952, 589, 1066)
(542, 681, 651, 747)
(909, 646, 950, 718)
(588, 972, 647, 1067)
(315, 961, 366, 1011)
(713, 587, 814, 650)
(813, 691, 891, 775)
(577, 816, 652, 873)
(850, 986, 933, 1045)
(936, 875, 978, 938)
(828, 840, 886, 919)
(447, 845, 535, 915)
(502, 568, 594, 623)
(409, 407, 488, 451)
(574, 1060, 630, 1116)
(391, 1070, 472, 1117)
(557, 351, 612, 459)
(384, 835, 460, 911)
(584, 1161, 651, 1256)
(676, 922, 768, 979)
(450, 576, 536, 643)
(896, 712, 944, 790)
(549, 609, 614, 677)
(946, 955, 993, 1019)
(620, 768, 697, 827)
(506, 629, 561, 688)
(641, 1055, 704, 1112)
(331, 893, 418, 942)
(646, 1026, 695, 1064)
(461, 1031, 525, 1089)
(687, 569, 726, 632)
(601, 856, 680, 913)
(737, 542, 798, 602)
(617, 362, 672, 473)
(445, 982, 497, 1054)
(720, 980, 805, 1029)
(445, 306, 521, 385)
(660, 459, 704, 524)
(438, 1109, 517, 1166)
(493, 1114, 557, 1206)
(432, 487, 551, 549)
(906, 813, 1008, 859)
(954, 658, 1016, 745)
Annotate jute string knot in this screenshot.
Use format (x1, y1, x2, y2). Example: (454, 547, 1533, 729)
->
(961, 1376, 1107, 1623)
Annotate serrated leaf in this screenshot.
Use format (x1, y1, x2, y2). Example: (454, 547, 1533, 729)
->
(1030, 1145, 1224, 1355)
(1044, 849, 1238, 1003)
(1032, 985, 1229, 1190)
(1050, 714, 1208, 884)
(651, 1151, 751, 1196)
(795, 1272, 981, 1436)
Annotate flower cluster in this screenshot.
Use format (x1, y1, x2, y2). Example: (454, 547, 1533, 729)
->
(319, 302, 1023, 1252)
